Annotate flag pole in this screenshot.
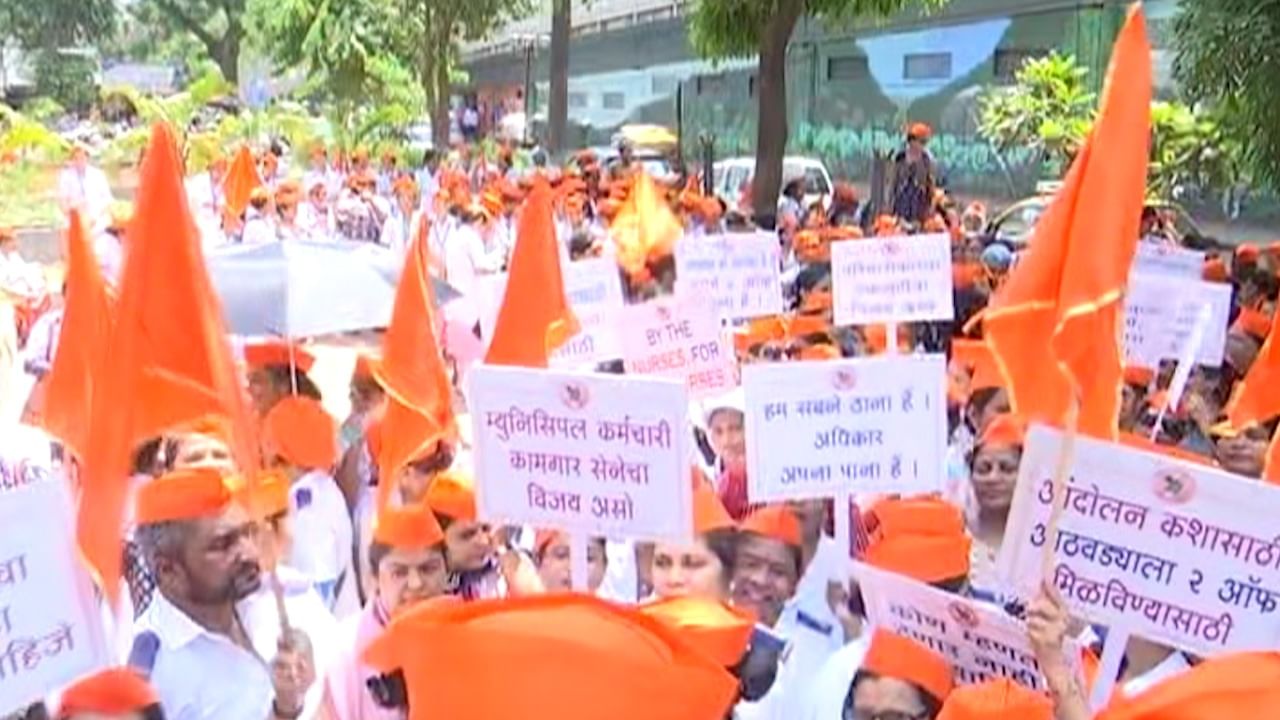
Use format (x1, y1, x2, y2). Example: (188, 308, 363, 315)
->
(1040, 397, 1080, 579)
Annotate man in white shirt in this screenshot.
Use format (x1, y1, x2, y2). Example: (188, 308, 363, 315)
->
(298, 181, 336, 242)
(378, 177, 425, 257)
(56, 144, 114, 231)
(131, 467, 329, 720)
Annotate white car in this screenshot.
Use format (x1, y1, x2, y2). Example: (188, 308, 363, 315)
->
(712, 156, 834, 215)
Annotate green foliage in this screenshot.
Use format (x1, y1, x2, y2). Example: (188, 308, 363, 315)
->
(0, 0, 116, 51)
(124, 0, 250, 81)
(21, 98, 66, 125)
(0, 106, 69, 160)
(690, 0, 942, 59)
(1147, 101, 1241, 200)
(1172, 0, 1280, 192)
(100, 64, 235, 168)
(33, 52, 100, 115)
(978, 51, 1096, 176)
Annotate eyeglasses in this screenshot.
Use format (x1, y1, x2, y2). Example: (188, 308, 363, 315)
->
(844, 708, 930, 720)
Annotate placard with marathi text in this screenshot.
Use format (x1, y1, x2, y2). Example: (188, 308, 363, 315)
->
(831, 233, 954, 326)
(1132, 243, 1205, 280)
(1124, 273, 1230, 367)
(468, 365, 692, 542)
(997, 425, 1280, 656)
(743, 354, 947, 502)
(674, 232, 783, 322)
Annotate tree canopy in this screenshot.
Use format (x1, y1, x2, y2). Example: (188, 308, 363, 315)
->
(124, 0, 251, 82)
(1173, 0, 1280, 192)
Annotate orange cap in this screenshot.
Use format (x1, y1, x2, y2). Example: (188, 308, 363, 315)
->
(788, 314, 830, 341)
(1236, 244, 1260, 263)
(938, 678, 1052, 720)
(1202, 258, 1228, 283)
(393, 175, 420, 198)
(639, 596, 755, 667)
(237, 468, 291, 518)
(1232, 307, 1273, 341)
(263, 395, 339, 470)
(362, 594, 739, 720)
(57, 668, 159, 718)
(798, 344, 840, 361)
(739, 505, 802, 547)
(1095, 651, 1280, 720)
(1124, 365, 1155, 388)
(908, 122, 933, 140)
(373, 501, 446, 549)
(864, 534, 972, 584)
(976, 413, 1027, 450)
(135, 467, 235, 524)
(534, 528, 563, 556)
(693, 471, 734, 534)
(864, 496, 965, 539)
(862, 628, 954, 704)
(244, 340, 316, 373)
(426, 471, 476, 522)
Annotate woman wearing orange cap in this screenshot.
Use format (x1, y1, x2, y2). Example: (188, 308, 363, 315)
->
(1211, 418, 1276, 479)
(243, 340, 323, 417)
(275, 186, 306, 242)
(424, 471, 503, 601)
(846, 629, 953, 719)
(652, 477, 738, 603)
(56, 667, 164, 719)
(967, 413, 1026, 597)
(534, 530, 608, 593)
(335, 171, 390, 244)
(263, 395, 354, 609)
(323, 503, 449, 720)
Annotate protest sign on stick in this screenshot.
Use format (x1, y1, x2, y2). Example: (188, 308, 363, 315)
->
(1132, 243, 1205, 280)
(999, 424, 1280, 656)
(477, 257, 625, 369)
(1123, 274, 1230, 367)
(831, 233, 954, 327)
(620, 296, 737, 400)
(674, 232, 783, 322)
(0, 478, 108, 715)
(855, 563, 1082, 693)
(742, 354, 947, 503)
(469, 365, 692, 590)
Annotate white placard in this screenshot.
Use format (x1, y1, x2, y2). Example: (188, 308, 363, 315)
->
(1124, 274, 1231, 367)
(619, 296, 737, 400)
(468, 365, 692, 542)
(1132, 243, 1205, 280)
(855, 563, 1081, 693)
(832, 233, 954, 326)
(674, 232, 783, 321)
(742, 354, 947, 502)
(1, 478, 109, 715)
(997, 425, 1280, 656)
(477, 257, 625, 369)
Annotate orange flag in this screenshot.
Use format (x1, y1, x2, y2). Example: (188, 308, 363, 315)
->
(484, 177, 579, 367)
(81, 123, 258, 602)
(983, 4, 1151, 440)
(221, 145, 262, 218)
(1225, 309, 1280, 429)
(610, 172, 683, 279)
(38, 211, 115, 460)
(373, 219, 457, 508)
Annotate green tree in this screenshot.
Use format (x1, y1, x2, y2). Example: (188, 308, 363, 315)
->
(0, 0, 116, 51)
(548, 0, 570, 154)
(1172, 0, 1280, 191)
(1147, 101, 1240, 201)
(126, 0, 251, 83)
(689, 0, 944, 222)
(978, 51, 1096, 180)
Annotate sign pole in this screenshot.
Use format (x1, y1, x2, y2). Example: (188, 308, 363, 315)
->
(570, 531, 589, 592)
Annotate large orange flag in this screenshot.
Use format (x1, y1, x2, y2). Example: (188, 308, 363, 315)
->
(222, 145, 262, 218)
(1225, 308, 1280, 429)
(81, 123, 258, 602)
(38, 211, 115, 461)
(485, 178, 579, 367)
(611, 172, 683, 279)
(984, 4, 1151, 440)
(372, 219, 457, 509)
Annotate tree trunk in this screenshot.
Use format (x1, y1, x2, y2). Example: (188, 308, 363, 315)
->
(750, 0, 804, 228)
(213, 31, 241, 85)
(431, 58, 451, 148)
(548, 0, 571, 154)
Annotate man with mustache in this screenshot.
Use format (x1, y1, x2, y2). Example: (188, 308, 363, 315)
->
(132, 467, 335, 719)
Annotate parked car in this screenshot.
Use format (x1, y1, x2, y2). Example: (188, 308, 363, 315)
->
(712, 156, 833, 215)
(988, 184, 1205, 248)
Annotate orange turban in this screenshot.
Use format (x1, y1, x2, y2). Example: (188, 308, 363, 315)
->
(863, 629, 953, 703)
(135, 467, 234, 524)
(739, 505, 801, 547)
(57, 668, 159, 718)
(640, 597, 755, 667)
(244, 340, 316, 373)
(938, 678, 1052, 720)
(976, 413, 1026, 450)
(1124, 365, 1155, 388)
(426, 471, 476, 522)
(263, 396, 339, 470)
(1095, 651, 1280, 720)
(374, 501, 445, 549)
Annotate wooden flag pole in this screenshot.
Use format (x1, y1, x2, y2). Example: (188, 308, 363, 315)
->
(1040, 398, 1080, 579)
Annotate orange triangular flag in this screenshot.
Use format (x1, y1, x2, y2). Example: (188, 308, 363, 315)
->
(221, 145, 262, 218)
(38, 211, 115, 460)
(984, 4, 1151, 440)
(372, 221, 457, 508)
(1226, 309, 1280, 430)
(485, 178, 579, 367)
(610, 172, 683, 278)
(81, 123, 258, 602)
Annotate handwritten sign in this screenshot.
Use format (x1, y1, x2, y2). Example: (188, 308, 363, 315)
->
(619, 296, 737, 400)
(1, 478, 108, 715)
(997, 425, 1280, 656)
(742, 354, 947, 502)
(468, 365, 692, 542)
(855, 563, 1081, 693)
(831, 233, 954, 326)
(674, 232, 783, 321)
(1124, 274, 1230, 366)
(1132, 243, 1205, 280)
(477, 257, 625, 369)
